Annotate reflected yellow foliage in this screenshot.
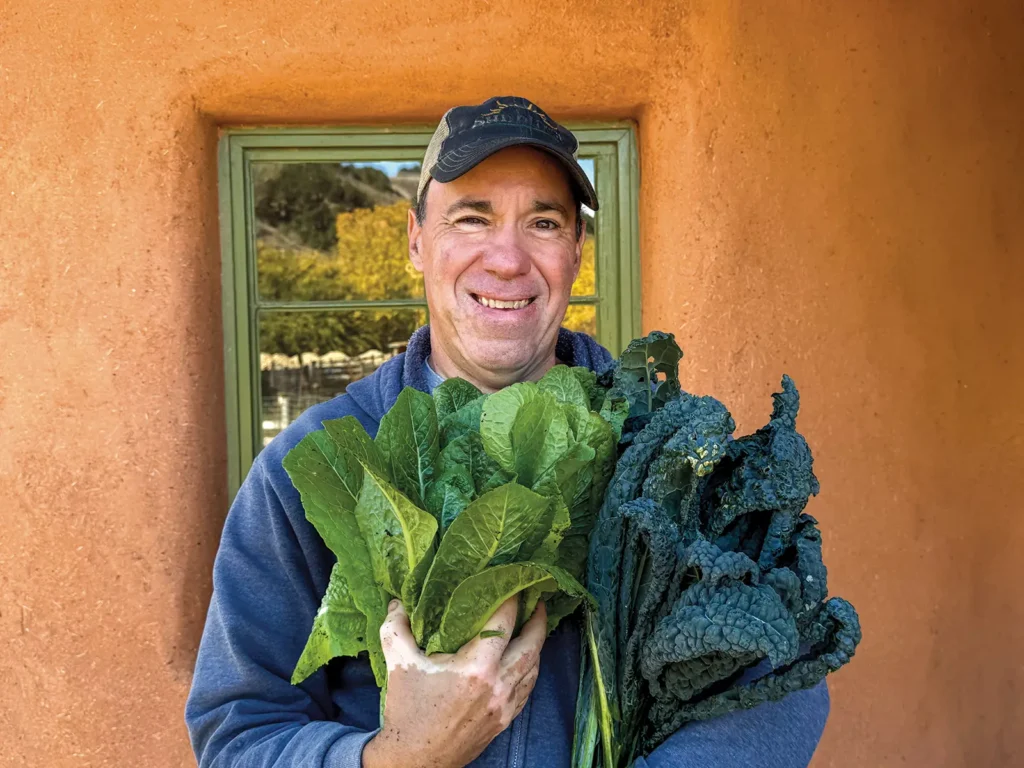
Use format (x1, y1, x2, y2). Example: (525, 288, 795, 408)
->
(565, 237, 597, 336)
(335, 203, 424, 300)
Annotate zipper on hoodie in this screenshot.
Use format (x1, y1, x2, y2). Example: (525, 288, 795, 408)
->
(506, 694, 531, 768)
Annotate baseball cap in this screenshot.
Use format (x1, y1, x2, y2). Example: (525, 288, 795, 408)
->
(417, 96, 599, 211)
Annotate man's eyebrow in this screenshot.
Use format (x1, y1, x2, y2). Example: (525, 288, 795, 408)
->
(444, 198, 494, 217)
(532, 199, 570, 217)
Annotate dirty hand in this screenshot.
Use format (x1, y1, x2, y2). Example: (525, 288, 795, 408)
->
(361, 596, 547, 768)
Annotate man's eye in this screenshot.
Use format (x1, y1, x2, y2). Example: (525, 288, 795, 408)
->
(456, 216, 488, 226)
(534, 219, 561, 230)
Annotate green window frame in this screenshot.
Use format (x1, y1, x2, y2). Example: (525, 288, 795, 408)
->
(218, 123, 640, 501)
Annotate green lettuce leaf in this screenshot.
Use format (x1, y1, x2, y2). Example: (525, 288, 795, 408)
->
(374, 388, 439, 508)
(568, 367, 603, 412)
(411, 483, 555, 643)
(440, 395, 485, 446)
(426, 561, 593, 654)
(322, 416, 386, 479)
(527, 495, 572, 568)
(439, 431, 512, 496)
(598, 395, 629, 443)
(425, 467, 474, 531)
(479, 382, 538, 472)
(354, 464, 438, 599)
(569, 410, 618, 533)
(510, 391, 574, 490)
(291, 562, 368, 685)
(539, 365, 591, 410)
(282, 424, 389, 686)
(434, 377, 483, 421)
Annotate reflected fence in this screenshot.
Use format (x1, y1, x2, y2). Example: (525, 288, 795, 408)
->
(259, 347, 397, 445)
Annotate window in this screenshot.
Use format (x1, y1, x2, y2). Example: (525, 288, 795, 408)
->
(219, 125, 639, 500)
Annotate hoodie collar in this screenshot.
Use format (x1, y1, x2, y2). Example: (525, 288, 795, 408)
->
(344, 324, 614, 424)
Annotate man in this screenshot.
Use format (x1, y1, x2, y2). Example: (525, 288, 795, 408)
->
(185, 96, 830, 767)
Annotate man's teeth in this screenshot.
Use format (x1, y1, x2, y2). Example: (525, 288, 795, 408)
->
(475, 296, 532, 310)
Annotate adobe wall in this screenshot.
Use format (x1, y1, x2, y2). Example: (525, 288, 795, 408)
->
(1, 1, 1021, 765)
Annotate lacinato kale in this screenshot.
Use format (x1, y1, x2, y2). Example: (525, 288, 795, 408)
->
(573, 332, 862, 768)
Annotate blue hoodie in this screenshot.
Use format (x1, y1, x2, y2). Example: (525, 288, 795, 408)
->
(185, 326, 830, 768)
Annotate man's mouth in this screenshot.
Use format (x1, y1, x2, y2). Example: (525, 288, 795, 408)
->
(471, 293, 536, 310)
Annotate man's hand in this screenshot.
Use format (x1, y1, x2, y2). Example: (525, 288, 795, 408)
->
(362, 596, 547, 768)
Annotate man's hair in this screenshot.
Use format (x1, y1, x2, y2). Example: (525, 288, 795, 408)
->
(414, 178, 586, 240)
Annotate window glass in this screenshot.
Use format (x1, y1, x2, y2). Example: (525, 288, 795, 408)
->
(562, 303, 597, 337)
(220, 128, 638, 499)
(258, 307, 428, 445)
(253, 161, 425, 302)
(572, 158, 597, 299)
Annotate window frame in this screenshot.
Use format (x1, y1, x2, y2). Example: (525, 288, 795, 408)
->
(218, 123, 640, 501)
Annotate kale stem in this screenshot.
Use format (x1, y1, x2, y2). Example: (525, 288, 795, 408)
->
(586, 610, 617, 768)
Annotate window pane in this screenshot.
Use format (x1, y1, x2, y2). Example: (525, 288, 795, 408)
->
(563, 303, 597, 338)
(253, 161, 425, 301)
(572, 158, 596, 298)
(572, 228, 597, 298)
(258, 307, 427, 445)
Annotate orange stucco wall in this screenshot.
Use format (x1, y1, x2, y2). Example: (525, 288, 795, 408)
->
(2, 1, 1022, 766)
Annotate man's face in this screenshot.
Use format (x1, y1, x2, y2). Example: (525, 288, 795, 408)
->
(408, 146, 584, 391)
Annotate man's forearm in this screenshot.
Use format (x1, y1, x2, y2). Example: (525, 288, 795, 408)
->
(638, 681, 830, 768)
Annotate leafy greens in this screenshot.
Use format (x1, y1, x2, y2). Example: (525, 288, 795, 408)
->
(282, 329, 861, 759)
(283, 364, 620, 699)
(572, 332, 862, 768)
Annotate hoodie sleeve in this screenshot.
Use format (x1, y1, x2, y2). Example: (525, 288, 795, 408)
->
(634, 680, 830, 768)
(184, 453, 377, 768)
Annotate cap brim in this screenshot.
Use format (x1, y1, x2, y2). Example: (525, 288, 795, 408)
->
(431, 134, 600, 211)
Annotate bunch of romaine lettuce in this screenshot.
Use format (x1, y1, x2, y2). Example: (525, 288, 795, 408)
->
(572, 332, 862, 768)
(282, 365, 626, 694)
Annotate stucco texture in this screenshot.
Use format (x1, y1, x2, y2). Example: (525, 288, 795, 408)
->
(1, 1, 1021, 766)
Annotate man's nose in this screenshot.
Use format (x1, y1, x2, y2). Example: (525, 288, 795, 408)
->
(480, 226, 531, 278)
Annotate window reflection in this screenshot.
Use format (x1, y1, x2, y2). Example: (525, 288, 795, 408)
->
(258, 308, 427, 445)
(253, 162, 425, 302)
(563, 304, 597, 337)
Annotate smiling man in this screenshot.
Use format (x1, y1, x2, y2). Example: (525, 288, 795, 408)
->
(410, 141, 592, 390)
(185, 97, 829, 768)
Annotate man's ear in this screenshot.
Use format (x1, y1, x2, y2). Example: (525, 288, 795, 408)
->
(408, 208, 424, 272)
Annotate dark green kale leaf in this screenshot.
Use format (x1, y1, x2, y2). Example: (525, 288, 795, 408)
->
(639, 541, 800, 704)
(706, 376, 819, 540)
(775, 514, 829, 631)
(645, 597, 861, 746)
(640, 400, 735, 541)
(586, 513, 626, 727)
(575, 339, 861, 768)
(615, 499, 680, 751)
(602, 393, 735, 519)
(610, 331, 683, 418)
